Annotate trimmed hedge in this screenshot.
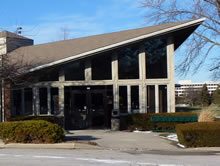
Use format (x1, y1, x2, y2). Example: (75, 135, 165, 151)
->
(128, 112, 197, 131)
(176, 122, 220, 147)
(0, 120, 65, 143)
(10, 116, 63, 127)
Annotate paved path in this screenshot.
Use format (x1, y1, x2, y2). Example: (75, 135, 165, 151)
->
(67, 130, 220, 153)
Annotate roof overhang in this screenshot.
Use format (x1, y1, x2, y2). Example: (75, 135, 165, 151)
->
(29, 18, 205, 72)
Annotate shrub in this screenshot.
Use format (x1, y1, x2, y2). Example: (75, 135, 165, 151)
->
(128, 112, 197, 131)
(176, 122, 220, 147)
(198, 107, 216, 122)
(10, 116, 63, 126)
(0, 120, 65, 143)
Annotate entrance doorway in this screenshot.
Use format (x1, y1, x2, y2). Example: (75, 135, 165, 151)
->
(64, 86, 113, 130)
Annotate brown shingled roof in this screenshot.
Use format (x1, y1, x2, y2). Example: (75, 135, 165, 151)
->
(8, 19, 204, 71)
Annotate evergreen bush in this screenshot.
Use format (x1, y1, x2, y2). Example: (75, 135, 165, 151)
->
(176, 122, 220, 147)
(0, 120, 64, 143)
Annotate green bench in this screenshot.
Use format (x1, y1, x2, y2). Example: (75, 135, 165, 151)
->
(150, 116, 198, 132)
(150, 116, 198, 123)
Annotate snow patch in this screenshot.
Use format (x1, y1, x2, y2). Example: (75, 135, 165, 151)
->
(133, 130, 152, 134)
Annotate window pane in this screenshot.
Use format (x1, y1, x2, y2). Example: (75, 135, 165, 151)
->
(39, 88, 47, 114)
(12, 90, 22, 116)
(51, 88, 59, 115)
(147, 85, 155, 113)
(92, 53, 112, 80)
(118, 45, 139, 79)
(119, 86, 127, 113)
(145, 37, 167, 78)
(131, 86, 139, 111)
(159, 85, 167, 113)
(64, 61, 85, 80)
(24, 88, 32, 114)
(39, 68, 59, 81)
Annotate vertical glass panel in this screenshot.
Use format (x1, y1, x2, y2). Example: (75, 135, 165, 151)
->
(12, 90, 22, 116)
(147, 85, 155, 113)
(51, 88, 59, 115)
(119, 86, 128, 113)
(118, 45, 139, 79)
(92, 53, 112, 80)
(131, 86, 139, 112)
(145, 37, 167, 78)
(64, 61, 85, 80)
(159, 85, 167, 113)
(24, 88, 32, 114)
(39, 88, 47, 114)
(39, 68, 59, 81)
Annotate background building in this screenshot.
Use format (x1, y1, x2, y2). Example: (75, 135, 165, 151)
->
(175, 80, 220, 97)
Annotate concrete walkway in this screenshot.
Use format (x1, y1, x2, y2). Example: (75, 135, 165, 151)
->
(1, 130, 220, 153)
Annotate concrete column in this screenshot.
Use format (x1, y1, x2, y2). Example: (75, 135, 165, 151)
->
(112, 52, 119, 110)
(47, 87, 51, 115)
(35, 87, 40, 115)
(127, 85, 131, 114)
(155, 84, 159, 113)
(59, 68, 65, 82)
(32, 88, 36, 115)
(85, 59, 92, 82)
(21, 88, 25, 115)
(58, 86, 64, 116)
(139, 44, 146, 80)
(113, 84, 119, 110)
(167, 36, 175, 113)
(112, 53, 118, 81)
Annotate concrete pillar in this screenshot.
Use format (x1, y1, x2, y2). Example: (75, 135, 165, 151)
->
(127, 85, 131, 114)
(112, 53, 118, 81)
(155, 84, 159, 113)
(112, 53, 119, 110)
(139, 44, 146, 80)
(35, 87, 40, 115)
(32, 88, 36, 115)
(47, 87, 51, 115)
(113, 84, 119, 110)
(167, 36, 175, 113)
(58, 86, 64, 116)
(59, 69, 65, 82)
(85, 59, 91, 82)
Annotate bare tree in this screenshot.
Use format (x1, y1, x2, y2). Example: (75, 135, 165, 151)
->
(141, 0, 220, 79)
(0, 40, 36, 122)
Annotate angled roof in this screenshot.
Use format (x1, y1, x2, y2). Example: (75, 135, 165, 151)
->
(0, 30, 32, 40)
(8, 18, 205, 72)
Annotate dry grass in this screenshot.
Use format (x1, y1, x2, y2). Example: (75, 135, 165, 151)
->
(198, 107, 217, 122)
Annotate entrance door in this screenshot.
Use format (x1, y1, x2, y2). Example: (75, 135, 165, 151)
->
(67, 88, 108, 129)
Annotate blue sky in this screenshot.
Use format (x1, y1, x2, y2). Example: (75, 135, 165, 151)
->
(0, 0, 214, 82)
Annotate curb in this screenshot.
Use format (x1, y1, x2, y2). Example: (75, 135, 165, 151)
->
(0, 142, 102, 150)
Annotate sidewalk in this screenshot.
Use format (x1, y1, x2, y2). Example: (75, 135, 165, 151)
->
(0, 130, 220, 153)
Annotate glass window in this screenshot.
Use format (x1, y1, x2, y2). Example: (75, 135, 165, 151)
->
(39, 68, 59, 81)
(64, 61, 85, 81)
(145, 37, 167, 78)
(118, 45, 139, 79)
(119, 86, 128, 113)
(12, 90, 22, 116)
(147, 85, 155, 113)
(51, 88, 59, 115)
(24, 88, 33, 114)
(131, 86, 139, 111)
(92, 53, 112, 80)
(159, 85, 167, 113)
(39, 88, 47, 114)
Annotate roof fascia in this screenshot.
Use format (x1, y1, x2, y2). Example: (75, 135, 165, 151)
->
(29, 18, 205, 72)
